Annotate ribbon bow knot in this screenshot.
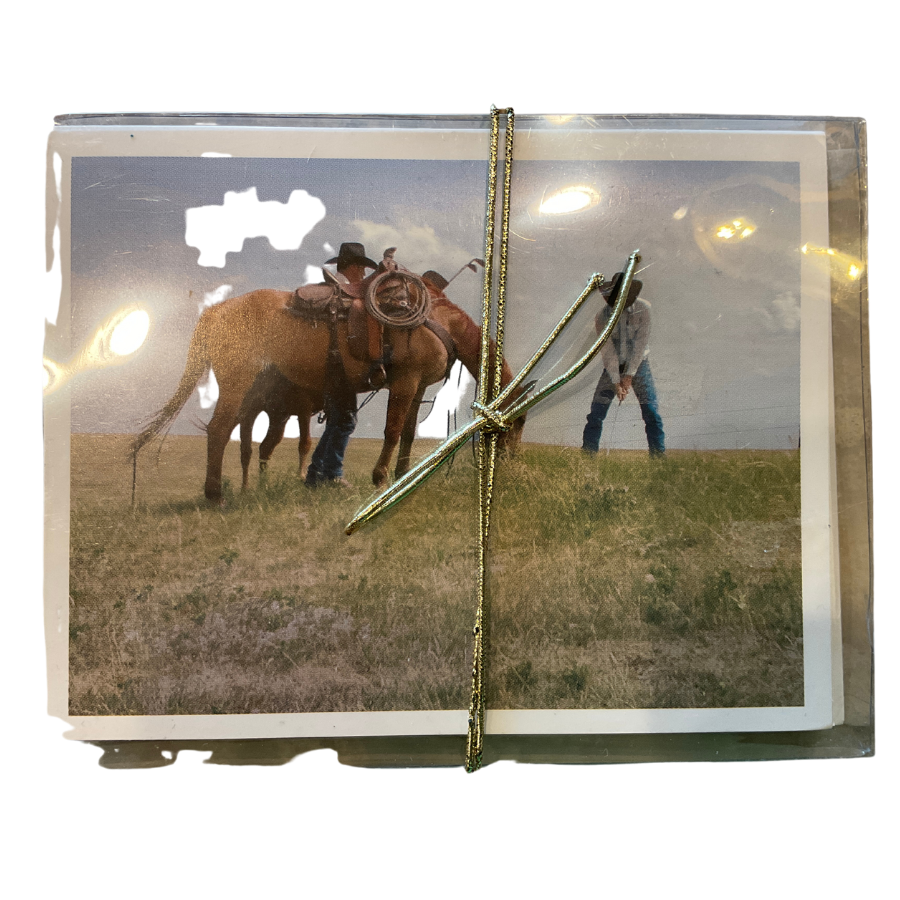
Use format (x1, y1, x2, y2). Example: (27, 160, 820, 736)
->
(471, 400, 512, 433)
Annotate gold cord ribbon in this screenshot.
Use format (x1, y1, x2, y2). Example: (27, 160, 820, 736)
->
(467, 106, 514, 771)
(344, 106, 641, 771)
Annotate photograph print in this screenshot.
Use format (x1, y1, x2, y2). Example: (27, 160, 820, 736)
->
(44, 120, 839, 738)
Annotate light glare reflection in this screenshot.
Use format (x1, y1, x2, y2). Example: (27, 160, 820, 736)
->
(43, 304, 151, 396)
(799, 243, 865, 282)
(43, 357, 66, 393)
(716, 218, 756, 240)
(109, 309, 150, 356)
(539, 186, 599, 215)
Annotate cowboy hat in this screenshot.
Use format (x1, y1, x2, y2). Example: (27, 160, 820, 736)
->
(601, 272, 643, 308)
(325, 242, 378, 270)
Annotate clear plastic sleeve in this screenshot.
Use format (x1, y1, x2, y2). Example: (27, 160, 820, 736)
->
(44, 113, 871, 766)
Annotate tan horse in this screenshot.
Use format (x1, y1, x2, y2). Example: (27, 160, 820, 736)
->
(134, 288, 524, 502)
(236, 291, 523, 489)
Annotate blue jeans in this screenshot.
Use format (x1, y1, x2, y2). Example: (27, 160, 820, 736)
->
(582, 359, 665, 455)
(305, 397, 357, 483)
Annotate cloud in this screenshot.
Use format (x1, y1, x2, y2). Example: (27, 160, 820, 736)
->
(752, 291, 801, 334)
(350, 220, 474, 276)
(773, 291, 800, 332)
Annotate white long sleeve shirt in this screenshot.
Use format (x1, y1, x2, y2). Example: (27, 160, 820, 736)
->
(595, 298, 652, 384)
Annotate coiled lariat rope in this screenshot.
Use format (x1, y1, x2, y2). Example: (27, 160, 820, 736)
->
(365, 266, 432, 329)
(345, 106, 641, 772)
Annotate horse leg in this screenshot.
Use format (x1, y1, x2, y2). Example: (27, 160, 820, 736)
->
(205, 373, 256, 504)
(373, 378, 419, 487)
(297, 408, 313, 476)
(258, 414, 289, 478)
(239, 416, 253, 491)
(395, 385, 426, 479)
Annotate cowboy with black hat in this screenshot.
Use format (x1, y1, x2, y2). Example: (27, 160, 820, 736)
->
(324, 242, 379, 273)
(305, 243, 379, 487)
(581, 272, 665, 456)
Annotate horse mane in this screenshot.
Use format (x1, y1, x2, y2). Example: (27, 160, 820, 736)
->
(430, 293, 513, 389)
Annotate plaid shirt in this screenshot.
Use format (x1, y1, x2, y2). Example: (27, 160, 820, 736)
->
(594, 298, 652, 384)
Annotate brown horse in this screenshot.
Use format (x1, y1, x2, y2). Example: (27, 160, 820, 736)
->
(235, 290, 522, 489)
(236, 367, 318, 490)
(134, 288, 524, 502)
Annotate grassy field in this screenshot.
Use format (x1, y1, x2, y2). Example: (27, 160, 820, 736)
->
(68, 434, 803, 716)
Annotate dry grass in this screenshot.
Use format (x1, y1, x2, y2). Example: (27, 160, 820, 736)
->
(68, 435, 803, 715)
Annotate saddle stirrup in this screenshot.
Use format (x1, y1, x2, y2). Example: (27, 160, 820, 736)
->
(367, 360, 387, 390)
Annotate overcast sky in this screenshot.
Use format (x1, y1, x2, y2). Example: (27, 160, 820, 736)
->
(59, 152, 802, 450)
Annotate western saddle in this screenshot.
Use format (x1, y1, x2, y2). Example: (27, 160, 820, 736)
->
(286, 249, 458, 390)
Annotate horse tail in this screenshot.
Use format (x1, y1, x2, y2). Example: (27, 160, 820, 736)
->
(131, 312, 213, 456)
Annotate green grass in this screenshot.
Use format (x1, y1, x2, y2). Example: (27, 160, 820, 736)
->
(68, 435, 803, 715)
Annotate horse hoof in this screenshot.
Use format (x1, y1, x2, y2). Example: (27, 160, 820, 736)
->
(372, 469, 387, 487)
(204, 486, 225, 507)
